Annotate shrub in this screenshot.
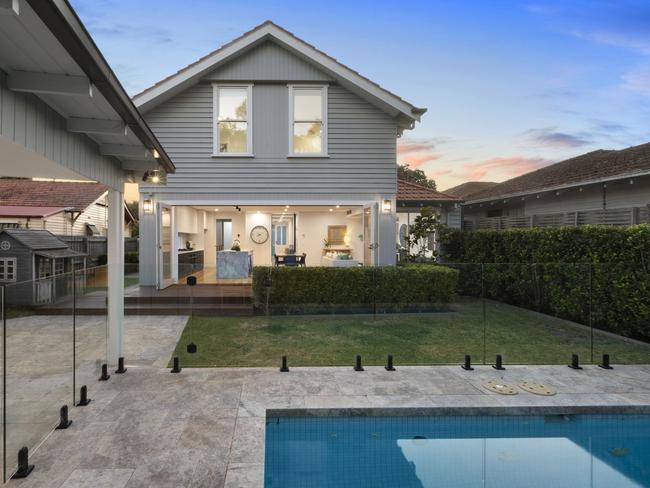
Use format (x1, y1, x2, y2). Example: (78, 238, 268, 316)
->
(252, 265, 459, 312)
(439, 225, 650, 338)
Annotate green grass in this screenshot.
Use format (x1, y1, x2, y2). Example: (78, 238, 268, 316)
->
(170, 298, 650, 367)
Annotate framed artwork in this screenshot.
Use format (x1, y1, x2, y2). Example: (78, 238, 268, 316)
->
(327, 225, 347, 245)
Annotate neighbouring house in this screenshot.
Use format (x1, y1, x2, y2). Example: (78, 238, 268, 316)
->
(396, 178, 461, 259)
(443, 181, 498, 199)
(0, 229, 86, 305)
(133, 21, 426, 288)
(0, 179, 137, 237)
(462, 142, 650, 230)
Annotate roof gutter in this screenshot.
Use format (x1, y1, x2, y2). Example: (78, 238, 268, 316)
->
(25, 0, 175, 174)
(464, 170, 650, 205)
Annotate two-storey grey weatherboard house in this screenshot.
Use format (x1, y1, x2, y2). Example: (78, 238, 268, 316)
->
(134, 21, 426, 288)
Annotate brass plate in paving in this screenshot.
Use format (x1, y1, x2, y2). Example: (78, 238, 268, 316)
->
(483, 380, 518, 395)
(519, 381, 556, 396)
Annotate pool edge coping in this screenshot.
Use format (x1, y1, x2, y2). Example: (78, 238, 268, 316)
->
(266, 405, 650, 418)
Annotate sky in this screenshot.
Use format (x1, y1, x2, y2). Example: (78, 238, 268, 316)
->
(72, 0, 650, 191)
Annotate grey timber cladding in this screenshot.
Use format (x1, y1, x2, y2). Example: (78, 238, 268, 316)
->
(144, 80, 398, 196)
(202, 41, 334, 82)
(0, 71, 125, 190)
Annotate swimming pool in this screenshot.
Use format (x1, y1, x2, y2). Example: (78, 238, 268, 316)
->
(264, 413, 650, 487)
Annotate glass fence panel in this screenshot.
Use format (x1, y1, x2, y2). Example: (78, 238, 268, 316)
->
(265, 264, 377, 368)
(372, 263, 486, 366)
(74, 266, 108, 403)
(483, 263, 593, 365)
(591, 262, 650, 365)
(3, 271, 75, 481)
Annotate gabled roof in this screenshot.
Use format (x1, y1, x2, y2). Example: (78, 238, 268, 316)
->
(134, 21, 426, 128)
(1, 229, 68, 250)
(397, 178, 460, 203)
(0, 180, 108, 213)
(443, 181, 499, 199)
(466, 142, 650, 203)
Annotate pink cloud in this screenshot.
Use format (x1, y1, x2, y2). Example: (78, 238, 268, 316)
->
(463, 156, 552, 180)
(397, 139, 442, 168)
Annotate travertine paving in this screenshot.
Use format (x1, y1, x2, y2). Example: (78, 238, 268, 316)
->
(11, 362, 650, 487)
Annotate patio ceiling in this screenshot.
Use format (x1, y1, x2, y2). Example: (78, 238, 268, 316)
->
(0, 0, 174, 177)
(189, 204, 361, 214)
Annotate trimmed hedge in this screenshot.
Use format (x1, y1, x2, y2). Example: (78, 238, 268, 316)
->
(252, 265, 459, 310)
(439, 225, 650, 338)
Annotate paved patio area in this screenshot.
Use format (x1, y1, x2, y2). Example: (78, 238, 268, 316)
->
(10, 356, 650, 487)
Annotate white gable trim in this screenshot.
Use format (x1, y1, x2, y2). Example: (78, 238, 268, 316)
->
(133, 22, 425, 125)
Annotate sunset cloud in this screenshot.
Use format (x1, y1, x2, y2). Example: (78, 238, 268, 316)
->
(525, 128, 591, 148)
(397, 138, 443, 168)
(463, 156, 552, 180)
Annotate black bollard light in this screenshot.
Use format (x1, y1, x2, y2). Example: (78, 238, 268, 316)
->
(171, 356, 181, 373)
(462, 355, 474, 371)
(56, 405, 72, 429)
(186, 343, 197, 354)
(280, 355, 289, 372)
(99, 363, 110, 381)
(354, 355, 364, 372)
(77, 385, 91, 406)
(599, 354, 613, 370)
(569, 354, 582, 370)
(385, 354, 396, 371)
(492, 354, 505, 370)
(115, 357, 127, 374)
(11, 447, 34, 479)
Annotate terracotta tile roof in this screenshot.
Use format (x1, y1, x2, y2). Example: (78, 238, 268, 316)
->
(466, 142, 650, 202)
(397, 178, 460, 203)
(0, 206, 66, 218)
(134, 21, 425, 117)
(0, 180, 108, 212)
(443, 181, 499, 199)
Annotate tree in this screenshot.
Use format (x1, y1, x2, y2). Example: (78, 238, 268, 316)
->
(406, 206, 445, 261)
(398, 164, 437, 190)
(126, 201, 139, 237)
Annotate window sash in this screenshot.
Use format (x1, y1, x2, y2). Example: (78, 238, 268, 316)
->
(289, 85, 327, 156)
(213, 84, 252, 156)
(0, 258, 16, 282)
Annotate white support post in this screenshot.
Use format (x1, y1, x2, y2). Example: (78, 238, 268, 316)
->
(107, 188, 124, 366)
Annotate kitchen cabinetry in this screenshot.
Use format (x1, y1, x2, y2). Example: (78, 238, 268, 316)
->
(178, 250, 204, 277)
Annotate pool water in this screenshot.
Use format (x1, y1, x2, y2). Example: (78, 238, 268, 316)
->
(264, 414, 650, 487)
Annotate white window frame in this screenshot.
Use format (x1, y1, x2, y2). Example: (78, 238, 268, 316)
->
(288, 84, 328, 157)
(212, 83, 254, 157)
(0, 257, 17, 282)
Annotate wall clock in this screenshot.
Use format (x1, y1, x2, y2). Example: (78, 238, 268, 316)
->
(250, 225, 269, 244)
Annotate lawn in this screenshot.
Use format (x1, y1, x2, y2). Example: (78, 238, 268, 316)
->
(170, 298, 650, 367)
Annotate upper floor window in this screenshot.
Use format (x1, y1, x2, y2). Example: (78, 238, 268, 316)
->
(213, 84, 252, 156)
(289, 85, 327, 156)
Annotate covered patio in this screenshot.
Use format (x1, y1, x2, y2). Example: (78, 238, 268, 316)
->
(0, 0, 173, 480)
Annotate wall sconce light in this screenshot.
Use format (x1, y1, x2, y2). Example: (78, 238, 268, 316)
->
(382, 199, 392, 213)
(143, 199, 153, 214)
(152, 149, 160, 159)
